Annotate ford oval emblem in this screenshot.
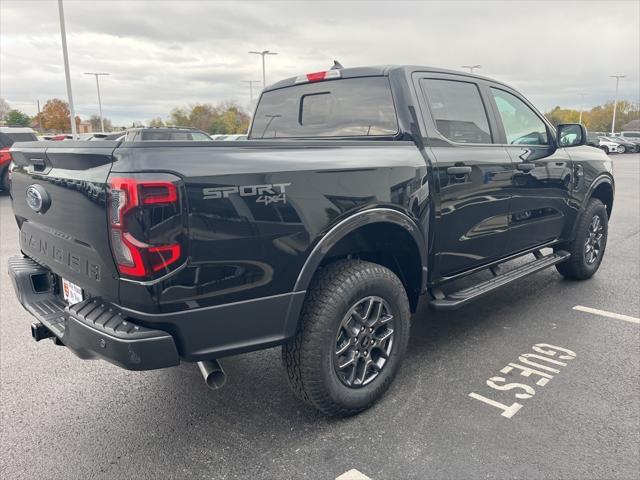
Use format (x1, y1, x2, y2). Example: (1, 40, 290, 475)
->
(26, 185, 51, 214)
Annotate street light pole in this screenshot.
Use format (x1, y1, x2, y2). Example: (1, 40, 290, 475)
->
(249, 50, 278, 87)
(241, 80, 261, 106)
(461, 64, 482, 73)
(609, 75, 626, 135)
(84, 72, 109, 132)
(57, 0, 77, 139)
(578, 93, 587, 124)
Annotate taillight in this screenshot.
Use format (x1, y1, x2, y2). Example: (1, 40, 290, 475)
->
(0, 147, 12, 166)
(294, 69, 341, 84)
(108, 176, 184, 279)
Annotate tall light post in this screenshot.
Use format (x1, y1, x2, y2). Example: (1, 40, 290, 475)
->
(241, 80, 261, 107)
(249, 50, 278, 87)
(578, 93, 587, 124)
(462, 64, 482, 73)
(57, 0, 77, 139)
(84, 72, 109, 132)
(609, 74, 626, 134)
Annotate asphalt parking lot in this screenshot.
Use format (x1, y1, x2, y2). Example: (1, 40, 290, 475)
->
(1, 154, 638, 480)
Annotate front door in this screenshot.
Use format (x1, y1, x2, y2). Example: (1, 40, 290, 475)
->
(416, 75, 513, 277)
(487, 87, 574, 254)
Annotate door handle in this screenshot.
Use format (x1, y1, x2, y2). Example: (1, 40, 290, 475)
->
(447, 166, 472, 175)
(517, 163, 535, 172)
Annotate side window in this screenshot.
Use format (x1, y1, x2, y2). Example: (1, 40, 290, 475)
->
(420, 78, 493, 144)
(491, 88, 548, 145)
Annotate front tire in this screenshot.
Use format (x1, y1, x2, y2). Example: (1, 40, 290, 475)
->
(555, 198, 608, 280)
(1, 169, 9, 193)
(282, 259, 411, 416)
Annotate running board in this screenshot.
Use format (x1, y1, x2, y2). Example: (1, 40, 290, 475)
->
(429, 250, 571, 311)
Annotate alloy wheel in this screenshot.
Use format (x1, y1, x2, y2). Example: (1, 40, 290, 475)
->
(333, 296, 395, 388)
(584, 214, 604, 265)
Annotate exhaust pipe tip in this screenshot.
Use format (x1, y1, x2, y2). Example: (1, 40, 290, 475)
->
(197, 360, 226, 390)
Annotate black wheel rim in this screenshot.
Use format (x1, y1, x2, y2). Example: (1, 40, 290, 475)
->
(333, 296, 395, 388)
(584, 214, 604, 265)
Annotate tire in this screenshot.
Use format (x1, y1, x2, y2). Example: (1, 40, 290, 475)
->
(618, 145, 626, 154)
(599, 146, 609, 154)
(1, 169, 9, 193)
(555, 198, 608, 280)
(282, 259, 411, 416)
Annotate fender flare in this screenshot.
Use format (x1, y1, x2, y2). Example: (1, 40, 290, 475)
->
(569, 174, 614, 240)
(293, 207, 428, 293)
(583, 174, 614, 212)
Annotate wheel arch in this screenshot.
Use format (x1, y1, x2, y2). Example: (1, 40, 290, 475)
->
(294, 208, 428, 312)
(587, 175, 614, 218)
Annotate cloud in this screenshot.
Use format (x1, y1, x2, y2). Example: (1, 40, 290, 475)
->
(1, 0, 638, 126)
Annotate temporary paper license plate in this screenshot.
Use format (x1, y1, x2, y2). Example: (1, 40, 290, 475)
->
(62, 278, 83, 305)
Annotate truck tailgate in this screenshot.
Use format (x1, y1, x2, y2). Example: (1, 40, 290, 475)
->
(9, 141, 119, 302)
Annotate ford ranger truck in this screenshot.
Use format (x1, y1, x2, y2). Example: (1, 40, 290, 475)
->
(8, 65, 614, 416)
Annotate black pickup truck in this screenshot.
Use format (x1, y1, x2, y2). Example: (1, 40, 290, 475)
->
(8, 65, 614, 416)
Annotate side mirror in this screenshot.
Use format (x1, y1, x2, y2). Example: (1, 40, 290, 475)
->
(557, 123, 587, 147)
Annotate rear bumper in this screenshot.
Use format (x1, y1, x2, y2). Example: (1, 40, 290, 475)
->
(8, 255, 180, 370)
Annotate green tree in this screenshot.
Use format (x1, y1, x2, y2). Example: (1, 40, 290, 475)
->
(168, 107, 190, 127)
(5, 109, 31, 127)
(545, 106, 580, 127)
(149, 117, 165, 127)
(167, 102, 250, 134)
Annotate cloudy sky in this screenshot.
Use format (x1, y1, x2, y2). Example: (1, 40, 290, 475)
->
(1, 0, 638, 126)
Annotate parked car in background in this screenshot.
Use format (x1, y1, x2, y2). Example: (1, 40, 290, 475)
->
(620, 131, 640, 140)
(122, 126, 213, 141)
(85, 131, 127, 141)
(587, 134, 619, 154)
(0, 127, 39, 191)
(50, 134, 74, 141)
(602, 136, 638, 154)
(0, 126, 38, 143)
(212, 134, 248, 140)
(610, 135, 640, 151)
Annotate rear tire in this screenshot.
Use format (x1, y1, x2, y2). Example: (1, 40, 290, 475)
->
(282, 259, 410, 416)
(618, 145, 626, 154)
(555, 198, 608, 280)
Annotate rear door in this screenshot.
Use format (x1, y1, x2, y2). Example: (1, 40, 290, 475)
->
(10, 141, 119, 302)
(485, 86, 574, 253)
(414, 73, 513, 277)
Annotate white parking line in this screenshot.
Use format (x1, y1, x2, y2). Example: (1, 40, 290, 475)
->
(573, 305, 640, 324)
(336, 469, 373, 480)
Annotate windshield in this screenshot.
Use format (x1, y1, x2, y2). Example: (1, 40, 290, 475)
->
(249, 76, 398, 139)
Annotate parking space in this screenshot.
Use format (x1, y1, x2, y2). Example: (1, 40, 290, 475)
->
(1, 155, 638, 480)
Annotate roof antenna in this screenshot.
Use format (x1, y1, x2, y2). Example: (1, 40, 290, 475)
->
(331, 60, 344, 70)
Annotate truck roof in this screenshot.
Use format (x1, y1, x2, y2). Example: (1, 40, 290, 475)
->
(265, 65, 510, 92)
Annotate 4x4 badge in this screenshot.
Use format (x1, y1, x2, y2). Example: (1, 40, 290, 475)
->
(203, 183, 291, 205)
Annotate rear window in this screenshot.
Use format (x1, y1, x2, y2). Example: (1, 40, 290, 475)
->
(249, 77, 398, 139)
(4, 132, 37, 142)
(622, 132, 640, 138)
